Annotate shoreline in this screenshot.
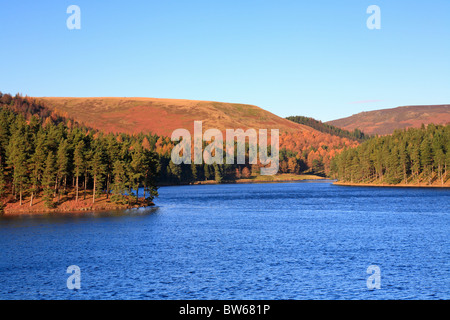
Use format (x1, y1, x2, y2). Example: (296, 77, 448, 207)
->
(1, 193, 154, 217)
(333, 181, 450, 188)
(158, 174, 328, 187)
(2, 203, 155, 217)
(1, 204, 156, 217)
(1, 175, 326, 215)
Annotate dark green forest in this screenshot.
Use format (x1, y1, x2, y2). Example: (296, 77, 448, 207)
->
(286, 115, 369, 142)
(330, 124, 450, 185)
(0, 93, 160, 211)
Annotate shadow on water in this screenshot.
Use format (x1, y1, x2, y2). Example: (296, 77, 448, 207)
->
(0, 206, 160, 224)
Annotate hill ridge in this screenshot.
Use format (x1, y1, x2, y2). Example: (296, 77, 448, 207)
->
(36, 96, 317, 137)
(327, 104, 450, 135)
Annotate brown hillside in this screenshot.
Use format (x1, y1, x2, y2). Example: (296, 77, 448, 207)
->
(37, 97, 315, 136)
(327, 105, 450, 135)
(30, 96, 358, 176)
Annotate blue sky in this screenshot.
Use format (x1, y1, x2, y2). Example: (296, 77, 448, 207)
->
(1, 0, 449, 121)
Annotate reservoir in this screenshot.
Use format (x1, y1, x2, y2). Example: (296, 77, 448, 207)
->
(0, 181, 449, 299)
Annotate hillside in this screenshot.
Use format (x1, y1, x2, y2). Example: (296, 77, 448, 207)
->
(37, 97, 314, 137)
(29, 96, 358, 176)
(327, 105, 450, 136)
(0, 93, 358, 179)
(286, 115, 369, 141)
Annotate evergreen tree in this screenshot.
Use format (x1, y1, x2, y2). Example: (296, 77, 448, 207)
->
(386, 145, 402, 184)
(111, 160, 128, 204)
(0, 166, 6, 213)
(8, 132, 29, 205)
(191, 163, 198, 181)
(89, 143, 106, 204)
(104, 134, 119, 199)
(420, 137, 433, 183)
(409, 141, 421, 179)
(42, 152, 56, 208)
(141, 149, 159, 202)
(214, 163, 223, 183)
(56, 138, 70, 202)
(169, 160, 182, 183)
(73, 140, 86, 201)
(432, 131, 446, 185)
(204, 164, 212, 180)
(28, 130, 47, 206)
(130, 142, 145, 203)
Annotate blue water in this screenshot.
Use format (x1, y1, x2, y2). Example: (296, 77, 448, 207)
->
(0, 181, 449, 300)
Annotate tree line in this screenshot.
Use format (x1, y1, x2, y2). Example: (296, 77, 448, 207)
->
(330, 124, 450, 185)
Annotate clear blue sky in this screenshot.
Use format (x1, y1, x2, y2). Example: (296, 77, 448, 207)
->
(1, 0, 449, 121)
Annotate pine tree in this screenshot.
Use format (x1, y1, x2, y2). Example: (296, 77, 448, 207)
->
(42, 152, 56, 208)
(73, 140, 86, 202)
(386, 145, 402, 184)
(398, 139, 409, 183)
(169, 160, 182, 183)
(8, 133, 29, 205)
(409, 141, 421, 179)
(89, 144, 106, 204)
(191, 163, 198, 181)
(0, 166, 6, 213)
(104, 134, 119, 199)
(204, 164, 212, 180)
(0, 110, 11, 168)
(130, 143, 145, 203)
(111, 160, 128, 204)
(214, 163, 223, 183)
(432, 130, 446, 185)
(141, 149, 159, 202)
(28, 131, 47, 206)
(420, 137, 433, 184)
(56, 139, 70, 201)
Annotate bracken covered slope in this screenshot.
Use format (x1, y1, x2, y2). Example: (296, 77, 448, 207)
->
(326, 105, 450, 135)
(37, 97, 315, 136)
(33, 96, 358, 175)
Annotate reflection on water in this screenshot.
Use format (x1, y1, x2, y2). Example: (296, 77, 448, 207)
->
(0, 206, 159, 222)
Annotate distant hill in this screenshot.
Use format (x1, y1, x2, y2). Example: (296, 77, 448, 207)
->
(327, 105, 450, 135)
(286, 115, 370, 141)
(37, 97, 315, 137)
